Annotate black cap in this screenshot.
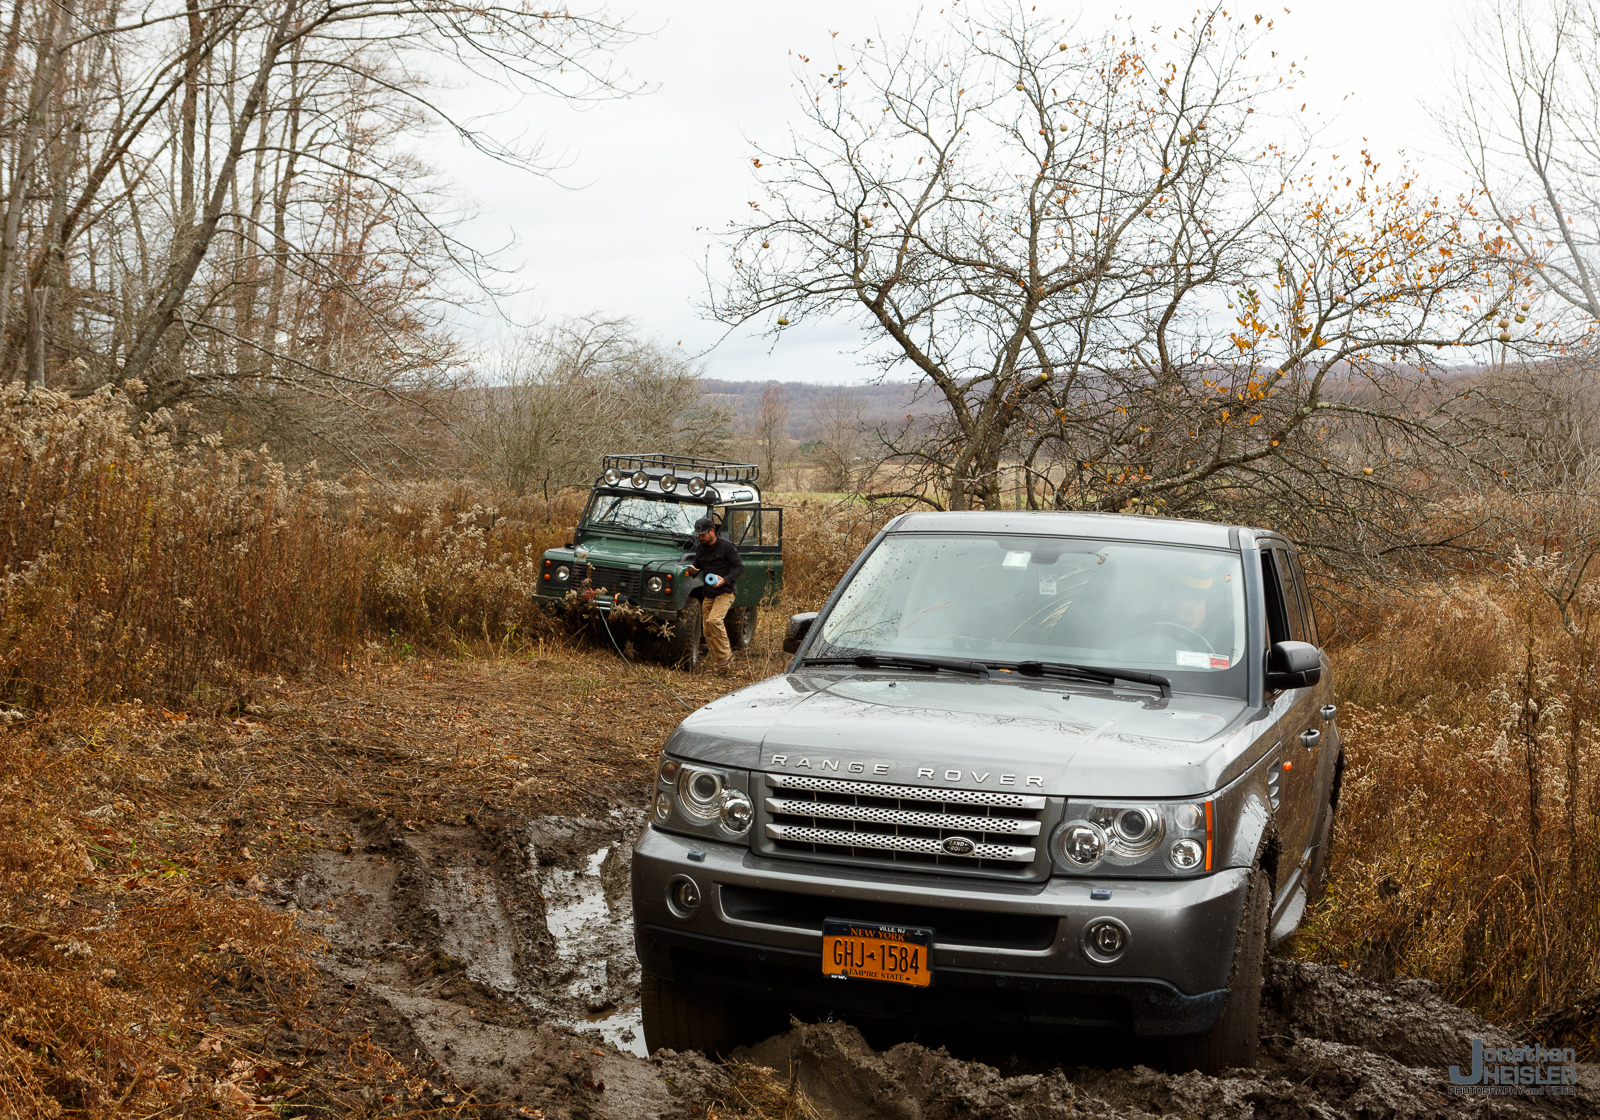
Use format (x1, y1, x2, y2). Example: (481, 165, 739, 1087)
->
(694, 517, 715, 533)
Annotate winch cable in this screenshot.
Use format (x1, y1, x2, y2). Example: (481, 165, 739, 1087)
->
(596, 604, 698, 713)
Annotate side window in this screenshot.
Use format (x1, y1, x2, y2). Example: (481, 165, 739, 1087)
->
(724, 508, 759, 544)
(1287, 551, 1320, 647)
(1269, 549, 1309, 644)
(1259, 550, 1300, 646)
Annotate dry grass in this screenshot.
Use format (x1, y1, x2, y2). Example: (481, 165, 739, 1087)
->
(703, 1061, 821, 1120)
(1293, 568, 1600, 1058)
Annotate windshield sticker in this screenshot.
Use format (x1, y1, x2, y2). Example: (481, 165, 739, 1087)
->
(1176, 650, 1230, 670)
(1038, 575, 1058, 595)
(1002, 550, 1031, 569)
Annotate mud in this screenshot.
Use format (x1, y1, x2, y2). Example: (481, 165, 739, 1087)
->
(277, 811, 1599, 1119)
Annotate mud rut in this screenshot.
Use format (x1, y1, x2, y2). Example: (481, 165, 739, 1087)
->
(268, 809, 1599, 1120)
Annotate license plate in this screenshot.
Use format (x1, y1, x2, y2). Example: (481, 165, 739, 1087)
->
(822, 919, 933, 987)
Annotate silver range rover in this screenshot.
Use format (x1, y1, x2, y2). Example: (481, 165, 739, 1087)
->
(630, 512, 1342, 1072)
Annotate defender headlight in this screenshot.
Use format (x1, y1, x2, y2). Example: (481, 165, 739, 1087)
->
(646, 575, 665, 594)
(652, 757, 753, 843)
(1052, 799, 1213, 876)
(554, 564, 572, 582)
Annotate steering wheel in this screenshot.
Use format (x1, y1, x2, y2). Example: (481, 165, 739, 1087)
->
(1125, 620, 1216, 654)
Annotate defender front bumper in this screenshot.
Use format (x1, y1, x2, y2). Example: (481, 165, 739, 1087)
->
(631, 825, 1249, 1036)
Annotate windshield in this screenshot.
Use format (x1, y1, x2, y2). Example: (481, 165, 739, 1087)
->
(814, 534, 1249, 697)
(582, 494, 709, 537)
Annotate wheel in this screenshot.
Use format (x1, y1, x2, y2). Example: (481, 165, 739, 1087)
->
(1127, 620, 1216, 653)
(640, 972, 741, 1056)
(1170, 866, 1269, 1073)
(659, 605, 703, 670)
(727, 605, 759, 651)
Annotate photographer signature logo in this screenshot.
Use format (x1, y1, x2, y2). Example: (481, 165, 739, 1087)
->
(1448, 1038, 1577, 1096)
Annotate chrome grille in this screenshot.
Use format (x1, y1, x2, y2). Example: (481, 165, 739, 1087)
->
(761, 773, 1045, 876)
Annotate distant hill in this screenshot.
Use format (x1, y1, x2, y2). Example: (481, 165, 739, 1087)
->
(699, 379, 937, 438)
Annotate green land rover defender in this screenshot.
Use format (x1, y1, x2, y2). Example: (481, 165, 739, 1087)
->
(535, 455, 784, 669)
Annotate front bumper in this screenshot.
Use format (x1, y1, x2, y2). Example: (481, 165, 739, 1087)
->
(533, 587, 678, 618)
(631, 826, 1249, 1036)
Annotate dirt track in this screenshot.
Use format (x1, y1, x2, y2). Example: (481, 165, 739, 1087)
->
(265, 803, 1600, 1119)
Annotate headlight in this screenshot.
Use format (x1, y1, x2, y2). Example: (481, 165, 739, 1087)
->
(630, 470, 649, 489)
(554, 564, 571, 582)
(659, 473, 678, 492)
(651, 757, 753, 843)
(646, 575, 665, 594)
(687, 476, 707, 496)
(1052, 799, 1212, 876)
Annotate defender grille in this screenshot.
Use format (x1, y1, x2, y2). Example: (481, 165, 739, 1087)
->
(577, 564, 639, 596)
(761, 773, 1045, 875)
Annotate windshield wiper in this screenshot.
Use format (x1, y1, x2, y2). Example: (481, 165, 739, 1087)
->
(1009, 660, 1172, 699)
(802, 654, 992, 679)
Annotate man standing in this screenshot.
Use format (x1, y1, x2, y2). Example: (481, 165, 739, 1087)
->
(685, 516, 744, 671)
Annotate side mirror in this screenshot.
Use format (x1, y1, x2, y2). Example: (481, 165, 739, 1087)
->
(782, 612, 818, 654)
(1266, 640, 1322, 691)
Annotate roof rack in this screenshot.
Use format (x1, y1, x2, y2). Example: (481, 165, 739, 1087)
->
(600, 453, 760, 484)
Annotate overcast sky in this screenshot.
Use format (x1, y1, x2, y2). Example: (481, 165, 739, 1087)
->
(434, 1, 1458, 384)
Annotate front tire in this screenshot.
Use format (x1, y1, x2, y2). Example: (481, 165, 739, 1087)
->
(640, 973, 740, 1056)
(660, 605, 703, 670)
(1170, 866, 1270, 1074)
(727, 605, 758, 651)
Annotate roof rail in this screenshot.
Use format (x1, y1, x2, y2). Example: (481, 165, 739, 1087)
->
(600, 453, 760, 484)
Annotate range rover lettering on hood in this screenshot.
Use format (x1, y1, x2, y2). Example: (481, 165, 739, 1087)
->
(768, 755, 1044, 787)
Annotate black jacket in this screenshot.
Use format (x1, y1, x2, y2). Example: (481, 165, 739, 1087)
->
(691, 536, 744, 598)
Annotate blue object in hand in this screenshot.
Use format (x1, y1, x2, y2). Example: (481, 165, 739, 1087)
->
(704, 572, 722, 588)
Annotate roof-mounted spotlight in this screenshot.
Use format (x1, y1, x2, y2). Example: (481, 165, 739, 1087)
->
(603, 467, 623, 486)
(630, 470, 650, 489)
(659, 473, 678, 493)
(686, 476, 708, 496)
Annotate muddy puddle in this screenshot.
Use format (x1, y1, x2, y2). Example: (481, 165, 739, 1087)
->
(278, 810, 1600, 1120)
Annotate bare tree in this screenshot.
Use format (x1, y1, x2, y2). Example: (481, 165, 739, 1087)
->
(1445, 0, 1600, 323)
(711, 5, 1509, 572)
(469, 316, 732, 498)
(0, 0, 641, 469)
(809, 388, 863, 493)
(752, 380, 789, 488)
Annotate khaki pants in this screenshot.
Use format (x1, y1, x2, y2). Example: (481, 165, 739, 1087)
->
(701, 593, 734, 664)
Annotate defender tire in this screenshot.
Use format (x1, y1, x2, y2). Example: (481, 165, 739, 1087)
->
(661, 605, 703, 670)
(727, 605, 759, 651)
(641, 972, 741, 1056)
(1171, 866, 1270, 1074)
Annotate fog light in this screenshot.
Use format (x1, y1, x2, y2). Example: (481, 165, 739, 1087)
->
(668, 876, 701, 917)
(653, 791, 672, 821)
(720, 789, 753, 833)
(1170, 838, 1204, 870)
(603, 467, 623, 485)
(1082, 917, 1130, 964)
(687, 476, 707, 495)
(659, 473, 678, 492)
(630, 470, 649, 488)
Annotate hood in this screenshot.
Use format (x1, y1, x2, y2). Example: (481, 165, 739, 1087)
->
(664, 670, 1257, 798)
(569, 535, 686, 567)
